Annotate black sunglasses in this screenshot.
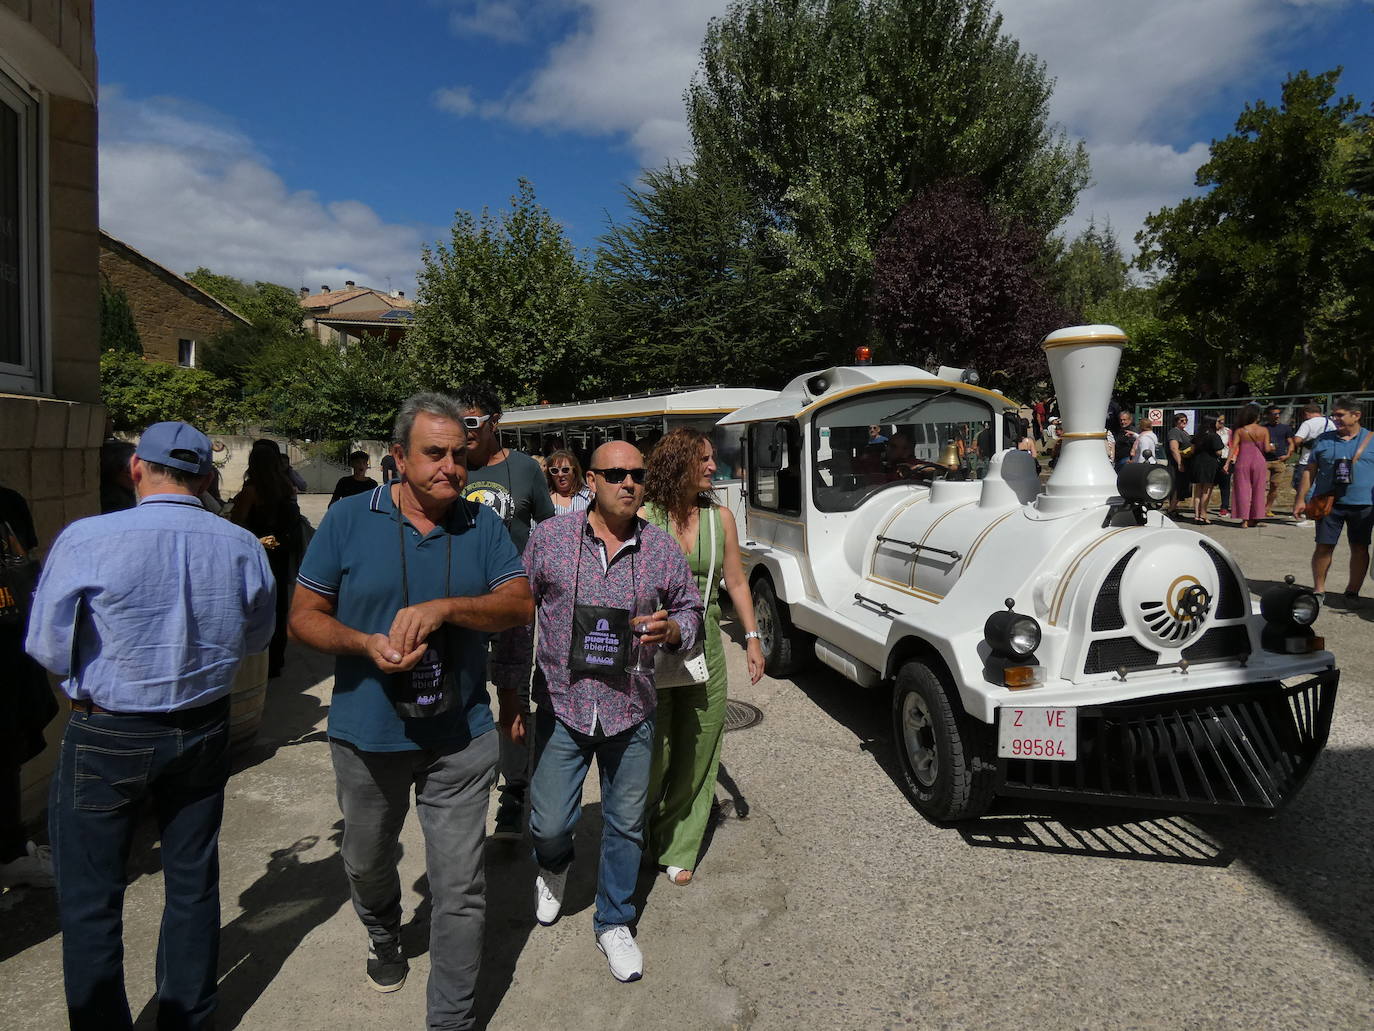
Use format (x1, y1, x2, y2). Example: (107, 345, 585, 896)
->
(591, 467, 647, 484)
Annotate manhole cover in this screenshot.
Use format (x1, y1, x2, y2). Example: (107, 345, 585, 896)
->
(724, 699, 763, 732)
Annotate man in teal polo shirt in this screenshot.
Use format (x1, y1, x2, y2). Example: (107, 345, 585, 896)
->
(290, 392, 532, 1029)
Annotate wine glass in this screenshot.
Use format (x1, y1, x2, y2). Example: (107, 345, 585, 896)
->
(626, 595, 658, 676)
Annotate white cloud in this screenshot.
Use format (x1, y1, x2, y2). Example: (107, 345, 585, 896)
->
(99, 88, 426, 294)
(1060, 139, 1212, 251)
(442, 0, 542, 43)
(433, 85, 478, 116)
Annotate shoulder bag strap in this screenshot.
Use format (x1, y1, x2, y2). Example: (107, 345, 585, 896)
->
(1354, 429, 1374, 463)
(701, 507, 717, 610)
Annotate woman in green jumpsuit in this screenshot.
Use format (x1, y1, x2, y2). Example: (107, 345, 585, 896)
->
(643, 428, 765, 886)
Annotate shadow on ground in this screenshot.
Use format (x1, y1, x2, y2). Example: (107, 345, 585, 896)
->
(776, 652, 1374, 970)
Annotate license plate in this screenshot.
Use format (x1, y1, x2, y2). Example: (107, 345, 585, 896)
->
(998, 706, 1077, 761)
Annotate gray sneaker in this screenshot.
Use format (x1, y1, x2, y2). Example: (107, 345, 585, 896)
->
(366, 938, 408, 993)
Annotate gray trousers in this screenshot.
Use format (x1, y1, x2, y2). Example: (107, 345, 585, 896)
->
(330, 730, 498, 1031)
(490, 622, 534, 796)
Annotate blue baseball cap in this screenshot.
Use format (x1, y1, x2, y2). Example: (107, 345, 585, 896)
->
(135, 421, 213, 475)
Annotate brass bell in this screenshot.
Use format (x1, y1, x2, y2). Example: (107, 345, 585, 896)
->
(939, 441, 961, 468)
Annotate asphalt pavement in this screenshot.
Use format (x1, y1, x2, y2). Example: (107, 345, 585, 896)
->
(2, 498, 1371, 1029)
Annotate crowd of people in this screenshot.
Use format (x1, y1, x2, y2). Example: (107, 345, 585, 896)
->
(3, 384, 768, 1029)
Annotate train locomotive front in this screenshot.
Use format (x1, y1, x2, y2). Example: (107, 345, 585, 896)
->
(728, 325, 1338, 822)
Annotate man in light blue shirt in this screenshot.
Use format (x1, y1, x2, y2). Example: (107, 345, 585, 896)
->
(26, 421, 274, 1030)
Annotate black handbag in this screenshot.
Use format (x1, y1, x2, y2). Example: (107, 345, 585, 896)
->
(0, 521, 40, 627)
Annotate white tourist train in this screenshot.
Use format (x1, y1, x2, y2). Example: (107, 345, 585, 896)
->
(720, 325, 1338, 821)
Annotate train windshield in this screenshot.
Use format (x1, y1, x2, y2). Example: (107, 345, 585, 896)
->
(812, 388, 997, 512)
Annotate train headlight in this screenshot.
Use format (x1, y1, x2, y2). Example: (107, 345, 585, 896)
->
(1117, 462, 1175, 505)
(1260, 577, 1323, 653)
(984, 599, 1042, 659)
(1260, 580, 1320, 627)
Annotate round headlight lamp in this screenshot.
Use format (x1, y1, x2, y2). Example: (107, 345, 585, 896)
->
(984, 599, 1042, 659)
(1117, 462, 1175, 505)
(1261, 582, 1320, 626)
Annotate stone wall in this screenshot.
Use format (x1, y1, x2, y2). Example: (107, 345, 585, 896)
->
(99, 237, 247, 365)
(0, 393, 105, 822)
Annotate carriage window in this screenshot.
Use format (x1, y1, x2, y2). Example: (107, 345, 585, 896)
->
(812, 390, 995, 512)
(749, 421, 802, 515)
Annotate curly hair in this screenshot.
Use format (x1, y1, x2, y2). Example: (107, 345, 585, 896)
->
(544, 448, 584, 494)
(644, 427, 714, 526)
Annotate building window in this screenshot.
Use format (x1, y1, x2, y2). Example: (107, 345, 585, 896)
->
(178, 338, 196, 367)
(0, 68, 42, 392)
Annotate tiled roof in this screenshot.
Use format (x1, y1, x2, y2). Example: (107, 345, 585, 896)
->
(300, 287, 373, 308)
(300, 288, 415, 310)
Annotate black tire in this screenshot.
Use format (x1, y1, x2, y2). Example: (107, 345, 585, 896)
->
(892, 659, 996, 821)
(751, 576, 808, 676)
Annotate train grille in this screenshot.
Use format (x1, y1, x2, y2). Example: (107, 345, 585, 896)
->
(1084, 637, 1158, 674)
(1090, 549, 1136, 632)
(999, 673, 1337, 812)
(1181, 625, 1252, 664)
(1199, 540, 1246, 619)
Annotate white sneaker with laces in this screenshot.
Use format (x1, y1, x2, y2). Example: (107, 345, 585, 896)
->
(535, 868, 566, 925)
(596, 924, 644, 982)
(0, 841, 54, 889)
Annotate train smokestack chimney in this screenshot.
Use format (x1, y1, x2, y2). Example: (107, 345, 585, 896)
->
(1036, 324, 1129, 515)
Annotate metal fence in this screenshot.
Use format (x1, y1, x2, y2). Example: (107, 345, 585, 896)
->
(1136, 393, 1374, 430)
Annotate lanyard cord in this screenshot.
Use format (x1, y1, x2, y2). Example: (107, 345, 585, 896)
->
(573, 511, 639, 610)
(396, 499, 452, 607)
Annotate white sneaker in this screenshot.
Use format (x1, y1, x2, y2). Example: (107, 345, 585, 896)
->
(535, 868, 565, 925)
(596, 924, 643, 982)
(0, 841, 54, 889)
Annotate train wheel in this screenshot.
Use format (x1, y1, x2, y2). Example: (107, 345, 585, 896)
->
(751, 577, 807, 676)
(892, 660, 995, 821)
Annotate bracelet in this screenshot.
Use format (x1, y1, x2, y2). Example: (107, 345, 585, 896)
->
(744, 631, 762, 641)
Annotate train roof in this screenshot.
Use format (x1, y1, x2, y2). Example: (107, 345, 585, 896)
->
(500, 385, 775, 427)
(718, 365, 1019, 426)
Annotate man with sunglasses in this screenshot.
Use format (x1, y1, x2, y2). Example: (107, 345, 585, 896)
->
(455, 383, 556, 841)
(1297, 397, 1374, 603)
(522, 441, 703, 982)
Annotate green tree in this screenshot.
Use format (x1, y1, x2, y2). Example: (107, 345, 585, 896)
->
(593, 164, 814, 390)
(99, 278, 142, 355)
(1052, 219, 1129, 320)
(687, 0, 1089, 355)
(186, 269, 306, 339)
(1136, 69, 1371, 391)
(100, 350, 241, 432)
(406, 179, 593, 404)
(1083, 285, 1196, 402)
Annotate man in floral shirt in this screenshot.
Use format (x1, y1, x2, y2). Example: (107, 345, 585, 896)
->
(522, 440, 702, 983)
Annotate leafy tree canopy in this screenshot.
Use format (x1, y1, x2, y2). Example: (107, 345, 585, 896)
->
(687, 0, 1089, 354)
(1136, 68, 1371, 392)
(1052, 219, 1129, 321)
(100, 350, 240, 433)
(593, 164, 815, 391)
(406, 179, 594, 405)
(871, 178, 1067, 393)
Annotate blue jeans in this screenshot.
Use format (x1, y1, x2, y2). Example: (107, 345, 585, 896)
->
(49, 697, 231, 1031)
(528, 708, 654, 933)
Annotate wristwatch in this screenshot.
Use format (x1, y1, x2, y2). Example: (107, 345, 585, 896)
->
(744, 631, 762, 641)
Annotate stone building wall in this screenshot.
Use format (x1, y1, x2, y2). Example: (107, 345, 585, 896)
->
(1, 0, 104, 822)
(99, 235, 249, 365)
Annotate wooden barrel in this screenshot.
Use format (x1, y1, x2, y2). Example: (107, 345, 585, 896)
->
(229, 651, 269, 753)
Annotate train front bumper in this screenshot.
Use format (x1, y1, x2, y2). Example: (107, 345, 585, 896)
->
(995, 670, 1338, 814)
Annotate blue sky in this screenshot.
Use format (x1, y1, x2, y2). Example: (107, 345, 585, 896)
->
(98, 1, 1374, 297)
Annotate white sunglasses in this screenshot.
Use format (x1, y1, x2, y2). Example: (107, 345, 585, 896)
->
(462, 414, 494, 430)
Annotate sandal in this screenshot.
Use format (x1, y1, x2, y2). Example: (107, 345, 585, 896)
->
(664, 865, 693, 886)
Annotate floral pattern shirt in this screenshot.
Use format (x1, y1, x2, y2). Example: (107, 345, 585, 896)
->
(524, 509, 703, 736)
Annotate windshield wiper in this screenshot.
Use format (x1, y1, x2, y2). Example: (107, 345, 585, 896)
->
(882, 389, 954, 424)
